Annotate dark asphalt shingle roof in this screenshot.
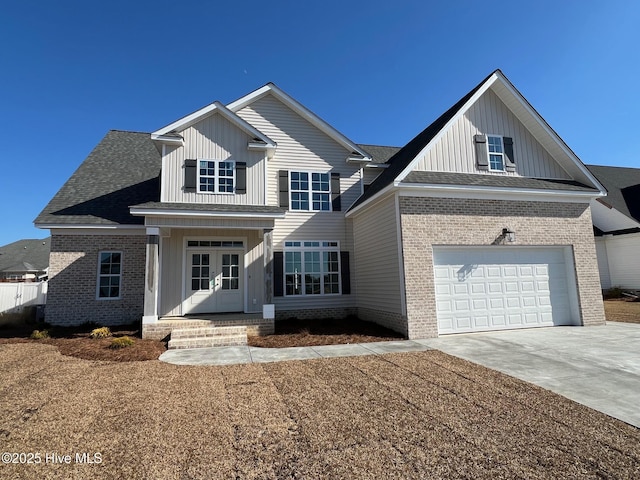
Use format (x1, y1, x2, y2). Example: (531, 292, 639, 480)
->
(349, 71, 496, 211)
(403, 171, 598, 192)
(35, 130, 161, 226)
(131, 202, 286, 214)
(0, 238, 50, 272)
(587, 165, 640, 222)
(357, 144, 401, 164)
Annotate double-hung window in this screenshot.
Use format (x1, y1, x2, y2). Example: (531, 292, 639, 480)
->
(290, 171, 331, 211)
(97, 251, 122, 299)
(487, 136, 505, 171)
(284, 241, 340, 295)
(199, 160, 235, 193)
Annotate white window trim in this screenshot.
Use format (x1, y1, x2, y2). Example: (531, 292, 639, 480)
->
(197, 159, 236, 195)
(487, 135, 506, 172)
(283, 240, 341, 296)
(96, 251, 123, 300)
(289, 170, 333, 212)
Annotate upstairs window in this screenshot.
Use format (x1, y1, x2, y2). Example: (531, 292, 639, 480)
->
(198, 160, 235, 193)
(290, 171, 331, 211)
(487, 136, 505, 171)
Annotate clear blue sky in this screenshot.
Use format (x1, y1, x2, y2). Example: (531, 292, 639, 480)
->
(1, 0, 639, 246)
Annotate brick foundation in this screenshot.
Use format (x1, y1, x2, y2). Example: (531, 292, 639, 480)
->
(275, 307, 357, 321)
(357, 307, 408, 337)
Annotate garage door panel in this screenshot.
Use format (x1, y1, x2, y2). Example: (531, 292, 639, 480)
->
(434, 247, 577, 334)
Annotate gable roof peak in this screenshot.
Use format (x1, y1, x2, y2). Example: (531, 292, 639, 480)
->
(348, 69, 605, 213)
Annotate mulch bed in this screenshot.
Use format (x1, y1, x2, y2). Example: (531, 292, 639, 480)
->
(0, 323, 166, 361)
(248, 317, 404, 348)
(0, 317, 403, 361)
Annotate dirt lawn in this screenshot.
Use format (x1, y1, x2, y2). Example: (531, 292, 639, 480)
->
(604, 299, 640, 324)
(1, 344, 639, 479)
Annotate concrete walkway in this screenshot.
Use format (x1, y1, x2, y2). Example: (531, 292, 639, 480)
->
(159, 340, 432, 366)
(418, 322, 640, 428)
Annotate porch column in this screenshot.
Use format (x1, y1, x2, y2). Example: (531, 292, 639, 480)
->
(263, 228, 275, 319)
(142, 228, 160, 324)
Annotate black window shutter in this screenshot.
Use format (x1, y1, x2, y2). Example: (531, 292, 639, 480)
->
(273, 251, 284, 297)
(236, 162, 247, 194)
(185, 159, 197, 192)
(503, 137, 516, 172)
(340, 251, 351, 295)
(331, 172, 341, 211)
(474, 135, 489, 170)
(278, 170, 289, 208)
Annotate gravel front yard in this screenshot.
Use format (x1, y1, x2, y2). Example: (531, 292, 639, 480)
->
(1, 343, 639, 479)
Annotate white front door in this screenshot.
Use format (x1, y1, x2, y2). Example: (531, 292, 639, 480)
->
(185, 249, 243, 314)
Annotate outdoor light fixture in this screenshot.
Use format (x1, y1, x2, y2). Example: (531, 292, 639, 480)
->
(502, 228, 516, 243)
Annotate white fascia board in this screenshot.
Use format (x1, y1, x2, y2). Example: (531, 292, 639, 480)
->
(227, 83, 372, 162)
(493, 71, 606, 194)
(364, 163, 389, 169)
(48, 227, 146, 236)
(37, 223, 144, 230)
(129, 208, 286, 219)
(153, 101, 276, 147)
(150, 134, 184, 145)
(397, 182, 602, 203)
(394, 74, 500, 184)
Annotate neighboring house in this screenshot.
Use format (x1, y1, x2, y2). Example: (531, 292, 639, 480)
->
(0, 238, 49, 282)
(587, 165, 640, 290)
(35, 70, 606, 338)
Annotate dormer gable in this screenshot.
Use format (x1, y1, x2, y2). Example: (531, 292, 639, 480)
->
(348, 70, 606, 215)
(152, 101, 276, 158)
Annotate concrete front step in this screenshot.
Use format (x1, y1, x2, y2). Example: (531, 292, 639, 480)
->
(171, 325, 247, 339)
(168, 325, 248, 349)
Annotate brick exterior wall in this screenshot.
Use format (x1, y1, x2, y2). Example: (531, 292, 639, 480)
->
(357, 307, 408, 337)
(399, 197, 606, 339)
(47, 234, 146, 326)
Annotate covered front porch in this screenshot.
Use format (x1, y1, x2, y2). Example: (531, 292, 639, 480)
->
(130, 202, 285, 340)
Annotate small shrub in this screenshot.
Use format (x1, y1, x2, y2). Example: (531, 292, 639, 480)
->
(90, 327, 112, 339)
(109, 336, 135, 349)
(604, 287, 624, 299)
(30, 329, 49, 339)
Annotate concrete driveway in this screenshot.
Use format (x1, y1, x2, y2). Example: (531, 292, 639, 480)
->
(419, 322, 640, 428)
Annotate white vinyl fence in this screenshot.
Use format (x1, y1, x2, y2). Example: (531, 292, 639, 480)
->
(0, 282, 48, 314)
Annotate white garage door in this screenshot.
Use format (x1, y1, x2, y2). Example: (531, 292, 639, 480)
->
(433, 247, 578, 334)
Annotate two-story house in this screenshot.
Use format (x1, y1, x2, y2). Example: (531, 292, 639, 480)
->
(35, 70, 607, 340)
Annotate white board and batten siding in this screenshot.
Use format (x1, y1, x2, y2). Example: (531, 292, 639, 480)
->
(414, 88, 571, 179)
(159, 229, 264, 317)
(352, 195, 403, 315)
(161, 112, 267, 205)
(433, 246, 580, 334)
